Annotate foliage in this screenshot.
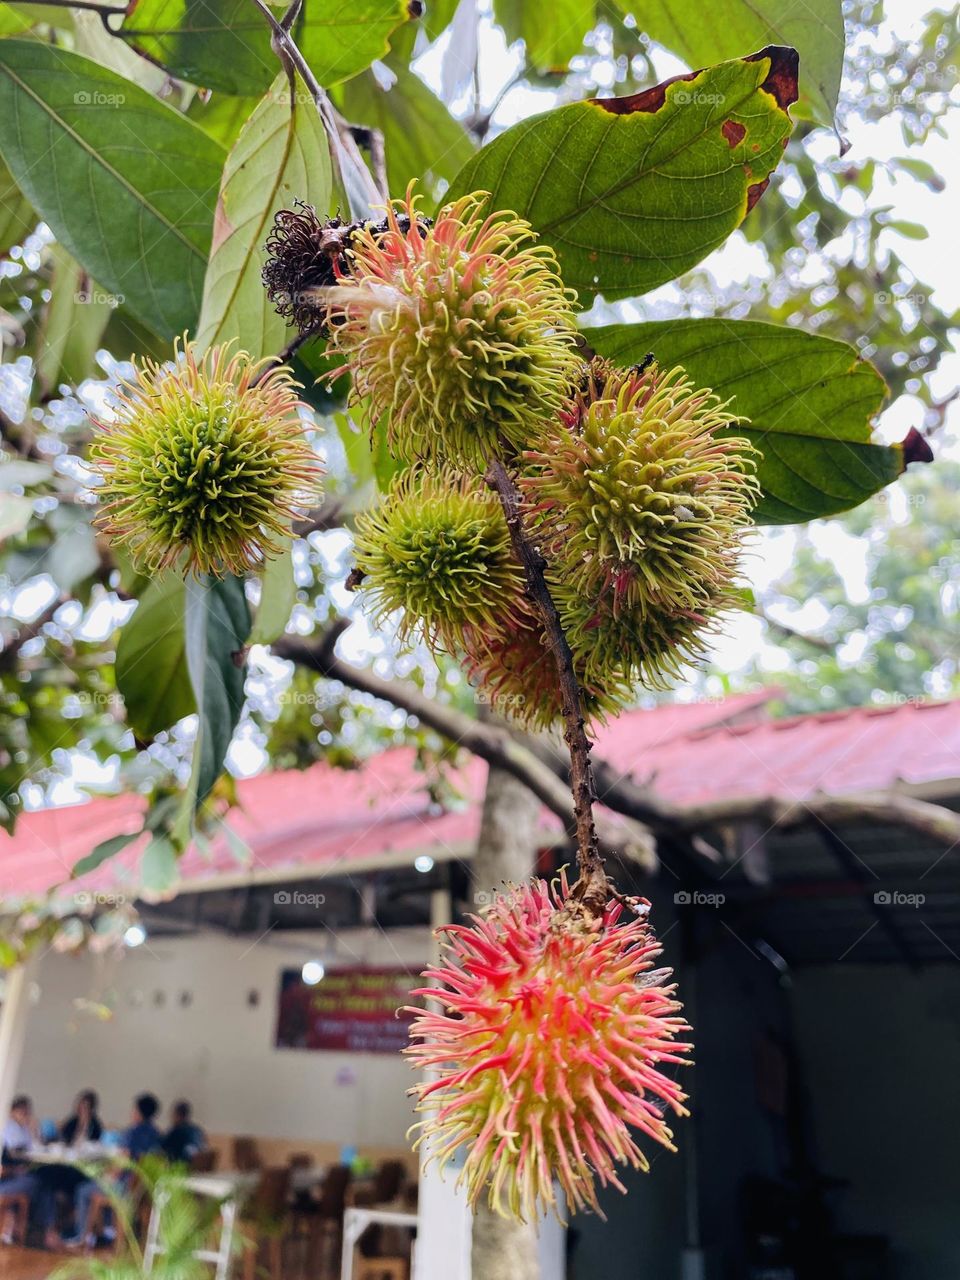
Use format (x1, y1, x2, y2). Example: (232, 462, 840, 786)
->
(50, 1154, 227, 1280)
(0, 0, 947, 881)
(743, 461, 960, 714)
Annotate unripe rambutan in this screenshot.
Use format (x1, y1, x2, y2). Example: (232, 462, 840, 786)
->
(523, 359, 758, 688)
(351, 468, 526, 652)
(462, 608, 632, 731)
(407, 874, 690, 1221)
(91, 340, 319, 577)
(324, 187, 581, 467)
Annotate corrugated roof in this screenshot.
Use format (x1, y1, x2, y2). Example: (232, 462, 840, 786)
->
(2, 690, 958, 903)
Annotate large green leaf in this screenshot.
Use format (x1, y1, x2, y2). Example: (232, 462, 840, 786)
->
(34, 244, 112, 395)
(115, 573, 196, 739)
(445, 47, 798, 304)
(195, 72, 332, 357)
(119, 0, 416, 97)
(249, 542, 297, 646)
(621, 0, 844, 128)
(179, 574, 251, 826)
(584, 318, 929, 523)
(338, 65, 475, 201)
(494, 0, 595, 71)
(0, 162, 33, 256)
(0, 41, 224, 338)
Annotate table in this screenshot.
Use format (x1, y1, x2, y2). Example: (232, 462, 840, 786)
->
(143, 1170, 258, 1280)
(25, 1144, 112, 1165)
(340, 1207, 418, 1280)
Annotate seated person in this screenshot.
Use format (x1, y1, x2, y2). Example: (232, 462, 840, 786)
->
(162, 1101, 207, 1164)
(64, 1093, 163, 1249)
(34, 1089, 105, 1248)
(61, 1090, 103, 1147)
(1, 1096, 39, 1244)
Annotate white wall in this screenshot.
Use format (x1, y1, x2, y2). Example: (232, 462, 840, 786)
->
(17, 927, 431, 1147)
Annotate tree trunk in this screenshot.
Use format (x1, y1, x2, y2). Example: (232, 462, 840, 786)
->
(470, 762, 542, 1280)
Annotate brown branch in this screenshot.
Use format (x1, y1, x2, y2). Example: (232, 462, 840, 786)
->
(485, 457, 608, 917)
(272, 622, 655, 867)
(348, 125, 389, 200)
(0, 600, 63, 673)
(274, 623, 960, 859)
(248, 0, 380, 219)
(13, 0, 124, 27)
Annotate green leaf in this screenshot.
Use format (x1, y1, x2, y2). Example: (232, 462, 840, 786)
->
(141, 835, 179, 896)
(0, 8, 32, 36)
(182, 574, 251, 813)
(494, 0, 595, 70)
(119, 0, 416, 97)
(338, 65, 475, 201)
(115, 573, 196, 739)
(0, 161, 33, 257)
(445, 47, 798, 304)
(34, 244, 113, 395)
(249, 542, 297, 646)
(187, 91, 263, 148)
(620, 0, 844, 127)
(585, 317, 911, 523)
(73, 830, 140, 879)
(0, 40, 225, 339)
(195, 71, 333, 357)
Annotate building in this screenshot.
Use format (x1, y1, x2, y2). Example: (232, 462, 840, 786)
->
(2, 691, 959, 1278)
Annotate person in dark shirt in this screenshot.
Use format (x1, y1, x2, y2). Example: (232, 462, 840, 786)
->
(162, 1100, 207, 1165)
(60, 1090, 103, 1146)
(64, 1093, 163, 1248)
(123, 1093, 163, 1161)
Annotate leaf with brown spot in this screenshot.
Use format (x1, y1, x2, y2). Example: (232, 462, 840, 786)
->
(445, 47, 798, 303)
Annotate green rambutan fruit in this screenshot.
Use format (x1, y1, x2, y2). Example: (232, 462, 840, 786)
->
(522, 359, 758, 688)
(324, 187, 581, 468)
(351, 467, 526, 652)
(90, 340, 320, 578)
(462, 606, 633, 731)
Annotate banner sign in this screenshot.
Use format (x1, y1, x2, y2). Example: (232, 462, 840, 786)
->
(275, 966, 418, 1054)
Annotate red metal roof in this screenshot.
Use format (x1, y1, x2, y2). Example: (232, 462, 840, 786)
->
(2, 690, 959, 902)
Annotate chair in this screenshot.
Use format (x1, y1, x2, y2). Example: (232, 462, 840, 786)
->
(232, 1138, 261, 1173)
(189, 1150, 218, 1174)
(354, 1262, 409, 1280)
(350, 1161, 406, 1209)
(239, 1166, 292, 1280)
(0, 1188, 30, 1245)
(291, 1164, 351, 1280)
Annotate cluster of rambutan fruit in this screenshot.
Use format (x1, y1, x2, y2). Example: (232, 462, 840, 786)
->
(265, 188, 759, 731)
(89, 185, 763, 1223)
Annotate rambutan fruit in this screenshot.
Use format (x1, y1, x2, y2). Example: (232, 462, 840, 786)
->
(324, 187, 581, 467)
(90, 339, 319, 578)
(407, 874, 691, 1221)
(351, 467, 526, 652)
